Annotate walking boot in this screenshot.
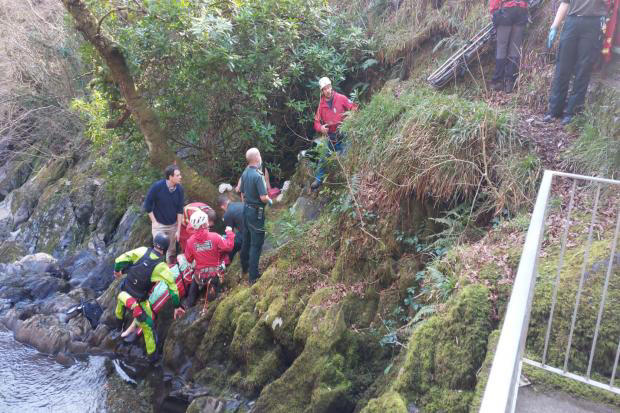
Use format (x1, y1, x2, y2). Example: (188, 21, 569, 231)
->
(491, 58, 506, 91)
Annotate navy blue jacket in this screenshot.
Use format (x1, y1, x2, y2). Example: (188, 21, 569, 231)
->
(143, 180, 184, 225)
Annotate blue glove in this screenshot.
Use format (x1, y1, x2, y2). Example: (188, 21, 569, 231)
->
(547, 27, 558, 49)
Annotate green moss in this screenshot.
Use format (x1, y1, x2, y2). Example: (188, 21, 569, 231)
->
(469, 329, 501, 412)
(359, 391, 408, 413)
(527, 239, 620, 378)
(420, 387, 474, 413)
(197, 287, 256, 363)
(394, 284, 492, 410)
(0, 241, 26, 264)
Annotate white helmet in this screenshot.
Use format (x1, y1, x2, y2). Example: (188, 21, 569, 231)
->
(318, 77, 331, 90)
(189, 210, 208, 230)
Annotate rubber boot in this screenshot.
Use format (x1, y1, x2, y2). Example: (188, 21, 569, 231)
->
(491, 59, 506, 91)
(504, 59, 518, 93)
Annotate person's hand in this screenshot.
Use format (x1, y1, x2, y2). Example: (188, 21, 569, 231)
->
(174, 307, 186, 320)
(547, 27, 558, 49)
(320, 125, 328, 135)
(114, 270, 122, 279)
(225, 226, 232, 232)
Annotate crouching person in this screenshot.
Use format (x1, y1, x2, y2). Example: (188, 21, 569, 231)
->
(113, 233, 185, 362)
(185, 210, 235, 311)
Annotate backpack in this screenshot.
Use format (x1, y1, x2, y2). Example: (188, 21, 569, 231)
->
(123, 248, 163, 300)
(66, 298, 103, 329)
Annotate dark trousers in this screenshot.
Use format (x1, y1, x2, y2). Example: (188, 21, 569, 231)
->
(314, 138, 345, 183)
(240, 204, 265, 282)
(228, 230, 243, 263)
(492, 7, 527, 83)
(186, 276, 220, 308)
(548, 16, 604, 117)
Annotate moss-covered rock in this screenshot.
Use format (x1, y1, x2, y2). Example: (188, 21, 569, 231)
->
(469, 329, 500, 412)
(359, 390, 408, 413)
(527, 240, 620, 378)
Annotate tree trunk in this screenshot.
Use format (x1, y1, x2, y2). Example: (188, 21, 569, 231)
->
(61, 0, 218, 204)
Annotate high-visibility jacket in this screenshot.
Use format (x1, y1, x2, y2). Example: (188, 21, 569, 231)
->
(313, 92, 358, 135)
(114, 247, 181, 307)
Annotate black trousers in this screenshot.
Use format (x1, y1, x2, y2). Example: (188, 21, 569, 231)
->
(228, 230, 243, 263)
(548, 16, 604, 117)
(240, 204, 265, 283)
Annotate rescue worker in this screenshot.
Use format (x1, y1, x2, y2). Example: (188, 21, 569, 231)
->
(489, 0, 529, 93)
(113, 233, 185, 362)
(311, 76, 358, 191)
(240, 148, 272, 284)
(179, 202, 214, 251)
(218, 195, 244, 263)
(544, 0, 610, 125)
(184, 210, 235, 308)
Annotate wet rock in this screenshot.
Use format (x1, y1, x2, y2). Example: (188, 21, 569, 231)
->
(16, 252, 58, 275)
(29, 276, 70, 300)
(55, 352, 75, 367)
(0, 285, 29, 303)
(14, 314, 71, 354)
(0, 308, 22, 330)
(0, 158, 34, 201)
(63, 250, 115, 292)
(292, 196, 322, 222)
(68, 340, 89, 354)
(186, 396, 228, 413)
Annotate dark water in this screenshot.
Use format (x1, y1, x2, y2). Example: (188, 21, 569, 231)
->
(0, 327, 107, 412)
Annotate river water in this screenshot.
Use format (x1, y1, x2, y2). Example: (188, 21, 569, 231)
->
(0, 326, 108, 412)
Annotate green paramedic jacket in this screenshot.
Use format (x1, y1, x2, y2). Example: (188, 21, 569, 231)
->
(114, 247, 181, 307)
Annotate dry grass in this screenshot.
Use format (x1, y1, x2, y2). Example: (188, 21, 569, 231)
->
(0, 0, 84, 163)
(342, 83, 541, 216)
(337, 0, 489, 65)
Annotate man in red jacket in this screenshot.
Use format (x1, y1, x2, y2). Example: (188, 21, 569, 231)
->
(184, 210, 235, 309)
(311, 77, 358, 190)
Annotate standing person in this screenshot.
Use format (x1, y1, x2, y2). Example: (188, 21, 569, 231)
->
(239, 148, 272, 284)
(544, 0, 609, 125)
(489, 0, 529, 93)
(112, 233, 185, 362)
(235, 165, 281, 199)
(184, 210, 235, 309)
(218, 195, 244, 263)
(144, 165, 184, 264)
(311, 77, 358, 191)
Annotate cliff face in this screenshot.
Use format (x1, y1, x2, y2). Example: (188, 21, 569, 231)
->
(0, 0, 618, 412)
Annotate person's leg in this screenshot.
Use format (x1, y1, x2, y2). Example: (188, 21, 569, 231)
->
(493, 24, 511, 86)
(313, 139, 336, 186)
(565, 17, 603, 117)
(247, 207, 265, 283)
(505, 23, 526, 92)
(229, 231, 243, 262)
(548, 17, 580, 117)
(137, 302, 156, 356)
(186, 279, 200, 308)
(240, 208, 251, 275)
(165, 223, 177, 263)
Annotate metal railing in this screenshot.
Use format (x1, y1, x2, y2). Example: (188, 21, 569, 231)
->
(479, 170, 620, 413)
